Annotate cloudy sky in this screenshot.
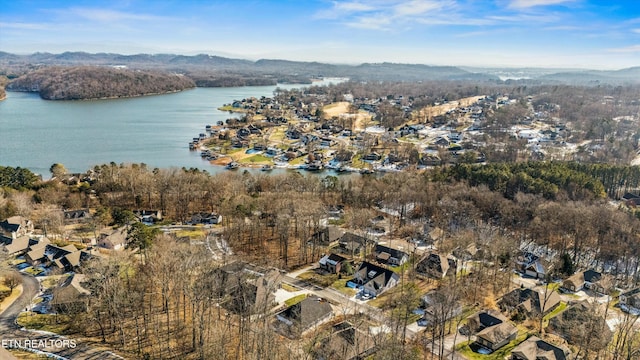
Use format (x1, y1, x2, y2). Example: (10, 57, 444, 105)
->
(2, 0, 640, 69)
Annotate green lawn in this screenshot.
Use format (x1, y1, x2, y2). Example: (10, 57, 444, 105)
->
(175, 228, 206, 240)
(10, 258, 26, 266)
(284, 294, 307, 307)
(281, 283, 298, 292)
(239, 154, 272, 164)
(24, 267, 43, 276)
(331, 278, 357, 297)
(389, 262, 410, 274)
(289, 156, 307, 166)
(17, 313, 70, 334)
(543, 301, 567, 324)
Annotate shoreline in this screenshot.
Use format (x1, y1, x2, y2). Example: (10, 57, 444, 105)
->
(5, 87, 195, 101)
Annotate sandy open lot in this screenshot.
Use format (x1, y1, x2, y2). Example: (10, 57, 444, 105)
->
(323, 102, 373, 131)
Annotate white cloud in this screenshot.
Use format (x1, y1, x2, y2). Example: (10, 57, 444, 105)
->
(632, 28, 640, 34)
(607, 44, 640, 53)
(0, 22, 51, 30)
(53, 7, 172, 23)
(508, 0, 575, 9)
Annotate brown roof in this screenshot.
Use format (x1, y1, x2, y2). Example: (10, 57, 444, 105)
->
(476, 322, 517, 344)
(4, 235, 31, 254)
(51, 274, 90, 305)
(511, 336, 570, 360)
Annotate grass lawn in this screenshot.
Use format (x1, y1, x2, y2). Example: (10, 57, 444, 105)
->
(331, 278, 357, 297)
(239, 154, 272, 164)
(350, 155, 366, 169)
(10, 258, 26, 266)
(289, 156, 307, 166)
(389, 262, 410, 274)
(456, 331, 529, 360)
(17, 312, 70, 334)
(297, 270, 338, 288)
(225, 147, 244, 155)
(269, 128, 286, 142)
(24, 267, 43, 276)
(175, 228, 206, 240)
(543, 301, 567, 325)
(281, 283, 298, 292)
(284, 294, 307, 307)
(41, 275, 68, 290)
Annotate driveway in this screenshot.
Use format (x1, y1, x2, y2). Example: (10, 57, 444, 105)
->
(0, 273, 125, 359)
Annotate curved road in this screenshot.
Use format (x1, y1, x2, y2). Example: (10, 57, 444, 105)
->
(0, 273, 125, 360)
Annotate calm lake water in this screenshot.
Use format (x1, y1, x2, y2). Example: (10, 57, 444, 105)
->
(0, 82, 334, 177)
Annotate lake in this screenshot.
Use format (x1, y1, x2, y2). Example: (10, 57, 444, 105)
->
(0, 81, 340, 177)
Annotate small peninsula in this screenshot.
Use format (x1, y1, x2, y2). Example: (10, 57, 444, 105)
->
(6, 66, 196, 100)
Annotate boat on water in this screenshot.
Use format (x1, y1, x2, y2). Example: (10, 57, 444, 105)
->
(261, 164, 273, 171)
(200, 150, 211, 158)
(306, 161, 324, 171)
(226, 161, 240, 170)
(360, 168, 374, 175)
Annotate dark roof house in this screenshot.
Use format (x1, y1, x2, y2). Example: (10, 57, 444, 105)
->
(275, 296, 333, 338)
(309, 226, 345, 247)
(374, 244, 409, 266)
(415, 253, 456, 279)
(463, 310, 517, 352)
(353, 261, 399, 297)
(499, 287, 562, 317)
(319, 253, 347, 274)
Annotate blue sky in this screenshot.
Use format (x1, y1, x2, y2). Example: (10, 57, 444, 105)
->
(1, 0, 640, 69)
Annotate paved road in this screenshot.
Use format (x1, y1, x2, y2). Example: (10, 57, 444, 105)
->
(281, 271, 472, 360)
(0, 273, 125, 360)
(281, 274, 414, 336)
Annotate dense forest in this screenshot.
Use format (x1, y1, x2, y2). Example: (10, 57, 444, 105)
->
(6, 66, 196, 100)
(1, 160, 640, 359)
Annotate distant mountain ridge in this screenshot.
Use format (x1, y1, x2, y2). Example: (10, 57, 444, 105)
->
(1, 51, 639, 88)
(0, 51, 498, 82)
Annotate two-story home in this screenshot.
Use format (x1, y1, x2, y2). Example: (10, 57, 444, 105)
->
(374, 244, 409, 266)
(352, 261, 399, 298)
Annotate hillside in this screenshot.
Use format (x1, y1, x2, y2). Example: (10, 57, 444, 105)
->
(0, 52, 500, 85)
(6, 66, 196, 100)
